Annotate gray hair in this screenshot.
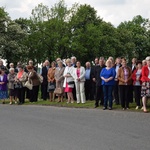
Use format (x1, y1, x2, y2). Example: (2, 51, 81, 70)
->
(9, 68, 14, 72)
(145, 56, 150, 61)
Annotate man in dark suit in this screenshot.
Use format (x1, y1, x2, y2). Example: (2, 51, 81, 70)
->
(41, 60, 50, 100)
(113, 57, 122, 105)
(93, 57, 106, 108)
(85, 62, 94, 100)
(90, 57, 99, 100)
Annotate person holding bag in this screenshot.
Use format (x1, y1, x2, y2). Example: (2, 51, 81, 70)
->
(47, 61, 56, 102)
(15, 65, 27, 105)
(54, 61, 65, 102)
(63, 59, 74, 104)
(27, 65, 40, 102)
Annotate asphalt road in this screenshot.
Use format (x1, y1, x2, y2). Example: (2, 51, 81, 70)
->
(0, 105, 149, 150)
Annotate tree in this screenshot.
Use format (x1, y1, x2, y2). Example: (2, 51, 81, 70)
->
(0, 7, 27, 64)
(118, 15, 150, 60)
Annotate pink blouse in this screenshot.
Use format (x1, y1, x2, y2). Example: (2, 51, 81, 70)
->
(77, 69, 80, 78)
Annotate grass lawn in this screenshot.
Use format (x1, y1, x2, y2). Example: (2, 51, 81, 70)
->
(2, 98, 150, 113)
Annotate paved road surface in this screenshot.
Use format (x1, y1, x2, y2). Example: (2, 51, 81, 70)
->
(0, 105, 149, 150)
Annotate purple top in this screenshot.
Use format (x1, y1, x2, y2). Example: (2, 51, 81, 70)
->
(0, 74, 8, 91)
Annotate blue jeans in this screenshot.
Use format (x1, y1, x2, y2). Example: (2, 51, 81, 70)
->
(103, 85, 113, 108)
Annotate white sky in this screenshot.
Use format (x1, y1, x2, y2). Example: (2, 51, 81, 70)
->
(0, 0, 150, 26)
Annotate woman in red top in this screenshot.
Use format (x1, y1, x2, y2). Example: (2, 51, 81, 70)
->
(141, 56, 150, 112)
(132, 61, 142, 110)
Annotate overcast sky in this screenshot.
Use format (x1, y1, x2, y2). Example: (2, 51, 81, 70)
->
(0, 0, 150, 26)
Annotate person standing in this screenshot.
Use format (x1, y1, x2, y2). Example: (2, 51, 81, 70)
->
(132, 61, 142, 109)
(85, 62, 93, 100)
(73, 61, 86, 104)
(63, 59, 74, 103)
(54, 61, 65, 102)
(47, 61, 56, 101)
(113, 57, 122, 105)
(93, 57, 106, 108)
(100, 60, 116, 110)
(141, 56, 150, 113)
(7, 68, 17, 104)
(41, 60, 49, 100)
(27, 66, 40, 102)
(118, 58, 132, 110)
(15, 66, 27, 105)
(0, 69, 8, 104)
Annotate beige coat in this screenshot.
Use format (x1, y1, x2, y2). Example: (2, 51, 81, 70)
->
(54, 67, 65, 94)
(7, 73, 17, 89)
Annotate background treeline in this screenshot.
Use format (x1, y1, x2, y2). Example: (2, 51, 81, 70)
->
(0, 0, 150, 65)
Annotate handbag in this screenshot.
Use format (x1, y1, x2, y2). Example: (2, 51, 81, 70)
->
(25, 80, 33, 90)
(54, 87, 63, 94)
(67, 81, 74, 85)
(48, 82, 55, 91)
(37, 74, 43, 83)
(14, 82, 22, 89)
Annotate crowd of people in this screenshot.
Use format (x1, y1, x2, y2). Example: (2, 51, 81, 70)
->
(0, 56, 150, 113)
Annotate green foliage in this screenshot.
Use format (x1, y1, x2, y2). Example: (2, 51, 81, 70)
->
(0, 2, 150, 65)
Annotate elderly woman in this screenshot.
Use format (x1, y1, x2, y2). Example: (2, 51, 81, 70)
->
(63, 59, 75, 103)
(27, 65, 40, 102)
(100, 60, 116, 110)
(15, 65, 28, 105)
(141, 56, 150, 113)
(73, 61, 86, 104)
(47, 61, 56, 101)
(117, 58, 132, 110)
(0, 69, 8, 104)
(54, 61, 65, 102)
(7, 68, 17, 104)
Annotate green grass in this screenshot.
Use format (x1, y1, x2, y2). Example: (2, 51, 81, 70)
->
(2, 98, 150, 112)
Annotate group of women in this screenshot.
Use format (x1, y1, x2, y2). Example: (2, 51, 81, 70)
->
(47, 59, 86, 104)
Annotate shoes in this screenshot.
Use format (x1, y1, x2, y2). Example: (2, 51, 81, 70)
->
(135, 106, 139, 110)
(9, 102, 12, 105)
(71, 101, 74, 104)
(15, 101, 17, 104)
(103, 107, 107, 110)
(141, 107, 144, 110)
(143, 110, 148, 113)
(108, 107, 112, 110)
(126, 108, 129, 110)
(122, 108, 125, 110)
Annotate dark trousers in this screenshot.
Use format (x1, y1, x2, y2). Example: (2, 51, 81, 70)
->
(17, 87, 26, 104)
(134, 86, 141, 106)
(29, 85, 39, 102)
(72, 82, 76, 100)
(119, 85, 130, 108)
(103, 85, 113, 108)
(114, 81, 120, 104)
(95, 85, 104, 106)
(85, 80, 94, 100)
(129, 85, 133, 103)
(41, 83, 48, 100)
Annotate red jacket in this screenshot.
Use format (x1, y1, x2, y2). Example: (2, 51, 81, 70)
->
(132, 69, 142, 85)
(141, 66, 150, 82)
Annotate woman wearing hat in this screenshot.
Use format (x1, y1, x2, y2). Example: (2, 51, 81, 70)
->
(141, 56, 150, 112)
